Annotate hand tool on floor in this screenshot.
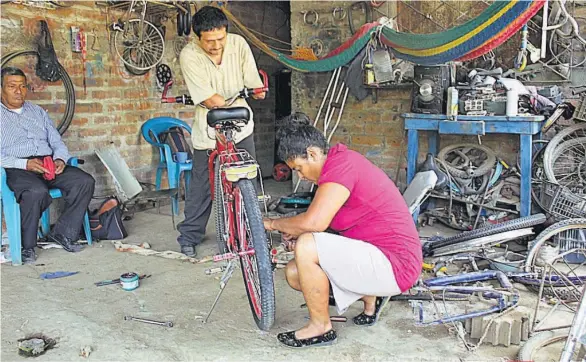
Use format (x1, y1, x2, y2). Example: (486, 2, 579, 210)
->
(123, 315, 173, 327)
(304, 316, 347, 322)
(94, 274, 151, 286)
(203, 259, 236, 324)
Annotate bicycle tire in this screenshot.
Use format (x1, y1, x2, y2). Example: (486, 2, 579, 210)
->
(518, 330, 568, 361)
(544, 123, 586, 182)
(236, 179, 275, 331)
(544, 137, 586, 189)
(437, 143, 497, 178)
(49, 1, 74, 7)
(427, 214, 547, 251)
(1, 50, 75, 135)
(177, 9, 183, 36)
(214, 160, 227, 254)
(122, 46, 149, 76)
(526, 284, 582, 302)
(183, 2, 191, 36)
(348, 1, 372, 35)
(525, 218, 586, 272)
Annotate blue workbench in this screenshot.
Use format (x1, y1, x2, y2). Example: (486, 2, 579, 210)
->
(402, 113, 544, 217)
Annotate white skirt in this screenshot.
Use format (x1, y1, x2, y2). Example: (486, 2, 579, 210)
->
(313, 232, 402, 314)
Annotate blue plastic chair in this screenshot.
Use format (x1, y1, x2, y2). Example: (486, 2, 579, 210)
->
(0, 158, 92, 265)
(141, 117, 193, 215)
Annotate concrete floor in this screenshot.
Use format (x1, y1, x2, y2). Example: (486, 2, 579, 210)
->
(0, 181, 572, 361)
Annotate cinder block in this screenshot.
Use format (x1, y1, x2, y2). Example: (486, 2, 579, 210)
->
(499, 320, 512, 347)
(511, 319, 522, 345)
(467, 306, 533, 346)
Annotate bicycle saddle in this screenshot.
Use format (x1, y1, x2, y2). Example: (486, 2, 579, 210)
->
(207, 107, 250, 127)
(419, 153, 448, 189)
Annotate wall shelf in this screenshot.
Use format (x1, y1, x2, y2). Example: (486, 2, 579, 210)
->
(365, 83, 412, 104)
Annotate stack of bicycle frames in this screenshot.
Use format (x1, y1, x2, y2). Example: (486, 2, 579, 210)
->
(422, 143, 520, 231)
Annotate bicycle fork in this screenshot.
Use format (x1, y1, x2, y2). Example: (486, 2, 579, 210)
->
(203, 259, 237, 324)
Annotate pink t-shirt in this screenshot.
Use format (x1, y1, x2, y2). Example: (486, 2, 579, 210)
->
(318, 143, 422, 292)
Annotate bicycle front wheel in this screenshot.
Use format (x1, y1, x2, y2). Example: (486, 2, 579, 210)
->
(235, 179, 275, 331)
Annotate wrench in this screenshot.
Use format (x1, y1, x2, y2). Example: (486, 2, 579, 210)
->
(123, 315, 173, 327)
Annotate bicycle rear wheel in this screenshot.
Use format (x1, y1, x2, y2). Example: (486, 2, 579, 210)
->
(235, 179, 275, 331)
(1, 50, 75, 135)
(114, 18, 165, 71)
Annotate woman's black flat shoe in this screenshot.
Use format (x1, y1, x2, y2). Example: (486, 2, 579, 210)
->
(277, 329, 337, 348)
(353, 296, 390, 326)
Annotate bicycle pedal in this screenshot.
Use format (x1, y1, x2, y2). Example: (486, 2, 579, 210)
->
(257, 195, 271, 202)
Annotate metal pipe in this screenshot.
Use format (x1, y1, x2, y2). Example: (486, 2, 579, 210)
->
(560, 286, 586, 362)
(324, 81, 345, 133)
(424, 270, 514, 289)
(473, 169, 494, 230)
(314, 69, 338, 127)
(541, 0, 549, 58)
(534, 324, 572, 332)
(322, 68, 341, 134)
(327, 87, 349, 143)
(430, 194, 519, 214)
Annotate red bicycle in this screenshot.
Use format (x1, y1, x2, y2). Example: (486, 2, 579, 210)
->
(161, 70, 275, 331)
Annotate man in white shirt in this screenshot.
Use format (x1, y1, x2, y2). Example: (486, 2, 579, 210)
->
(177, 6, 265, 257)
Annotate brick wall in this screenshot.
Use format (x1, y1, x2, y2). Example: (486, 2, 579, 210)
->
(289, 1, 521, 185)
(0, 1, 289, 195)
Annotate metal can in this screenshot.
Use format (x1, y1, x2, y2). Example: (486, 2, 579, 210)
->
(120, 272, 139, 291)
(364, 64, 375, 85)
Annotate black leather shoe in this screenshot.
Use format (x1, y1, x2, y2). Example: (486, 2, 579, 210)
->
(181, 245, 197, 257)
(47, 234, 84, 253)
(22, 248, 36, 264)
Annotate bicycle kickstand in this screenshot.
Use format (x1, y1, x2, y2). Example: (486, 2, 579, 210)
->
(203, 259, 237, 324)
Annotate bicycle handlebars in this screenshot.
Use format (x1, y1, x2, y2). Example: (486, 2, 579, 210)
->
(161, 80, 194, 105)
(161, 70, 268, 106)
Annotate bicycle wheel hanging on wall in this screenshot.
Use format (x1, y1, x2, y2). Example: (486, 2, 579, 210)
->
(1, 50, 75, 135)
(114, 18, 165, 71)
(122, 48, 150, 76)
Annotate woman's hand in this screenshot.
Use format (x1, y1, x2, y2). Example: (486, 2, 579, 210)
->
(281, 233, 297, 252)
(263, 218, 275, 231)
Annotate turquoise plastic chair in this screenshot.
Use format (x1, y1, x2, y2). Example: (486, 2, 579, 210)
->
(140, 117, 192, 215)
(0, 158, 92, 265)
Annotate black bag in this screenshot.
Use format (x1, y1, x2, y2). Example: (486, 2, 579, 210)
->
(157, 127, 193, 161)
(35, 20, 62, 82)
(89, 197, 128, 240)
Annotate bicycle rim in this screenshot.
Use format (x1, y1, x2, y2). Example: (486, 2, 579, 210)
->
(544, 124, 586, 183)
(525, 218, 586, 272)
(546, 137, 586, 190)
(437, 143, 497, 178)
(114, 19, 165, 71)
(518, 331, 568, 361)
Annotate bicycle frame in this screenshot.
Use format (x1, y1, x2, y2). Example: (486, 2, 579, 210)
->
(208, 126, 259, 257)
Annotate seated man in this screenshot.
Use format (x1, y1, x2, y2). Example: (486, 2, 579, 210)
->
(1, 67, 95, 263)
(264, 113, 422, 348)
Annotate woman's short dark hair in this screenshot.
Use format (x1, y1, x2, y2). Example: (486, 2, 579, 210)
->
(277, 112, 328, 161)
(193, 6, 229, 37)
(1, 66, 26, 83)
